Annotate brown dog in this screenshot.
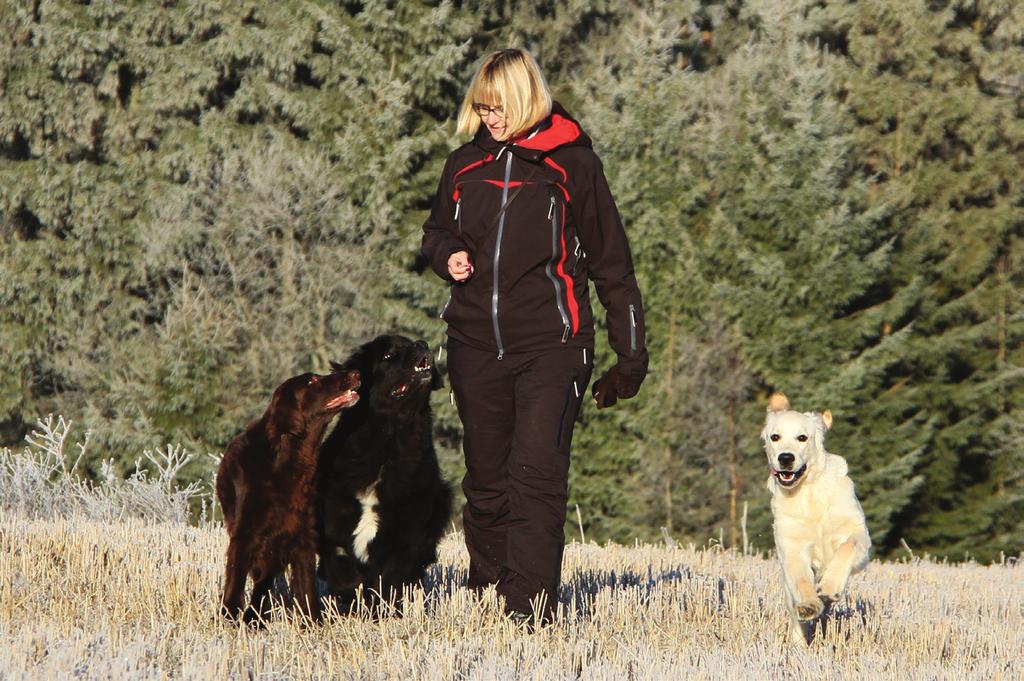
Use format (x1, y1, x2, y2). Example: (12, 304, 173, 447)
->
(216, 369, 360, 623)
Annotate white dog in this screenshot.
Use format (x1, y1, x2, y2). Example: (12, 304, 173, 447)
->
(761, 392, 870, 644)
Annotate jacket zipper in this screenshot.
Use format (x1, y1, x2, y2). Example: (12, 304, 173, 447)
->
(491, 152, 513, 360)
(544, 194, 572, 343)
(454, 198, 462, 234)
(629, 304, 638, 355)
(437, 292, 452, 363)
(571, 236, 584, 275)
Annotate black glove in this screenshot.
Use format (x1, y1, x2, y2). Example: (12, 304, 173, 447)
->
(591, 363, 645, 409)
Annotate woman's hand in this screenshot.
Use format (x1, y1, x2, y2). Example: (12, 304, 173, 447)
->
(592, 364, 645, 409)
(448, 251, 474, 282)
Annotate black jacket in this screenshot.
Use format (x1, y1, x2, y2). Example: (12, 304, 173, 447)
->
(421, 103, 648, 377)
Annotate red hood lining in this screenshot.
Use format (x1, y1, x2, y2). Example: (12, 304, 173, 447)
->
(513, 114, 580, 152)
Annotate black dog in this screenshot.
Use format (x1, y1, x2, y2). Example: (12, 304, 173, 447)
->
(317, 335, 452, 614)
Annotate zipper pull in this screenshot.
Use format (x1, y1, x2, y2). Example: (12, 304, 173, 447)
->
(561, 325, 570, 343)
(454, 199, 461, 221)
(583, 348, 588, 365)
(548, 197, 555, 220)
(497, 350, 504, 361)
(573, 380, 580, 398)
(450, 390, 455, 405)
(628, 304, 638, 355)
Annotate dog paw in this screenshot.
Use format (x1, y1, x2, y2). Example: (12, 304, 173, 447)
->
(796, 597, 823, 621)
(219, 603, 243, 622)
(241, 607, 269, 629)
(817, 581, 843, 602)
(817, 589, 839, 605)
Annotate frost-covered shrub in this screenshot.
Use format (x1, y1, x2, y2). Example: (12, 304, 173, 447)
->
(0, 415, 208, 523)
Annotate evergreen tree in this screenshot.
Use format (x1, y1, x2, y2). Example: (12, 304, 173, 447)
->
(0, 1, 473, 479)
(565, 0, 915, 550)
(800, 0, 1024, 559)
(691, 3, 921, 550)
(558, 0, 733, 544)
(0, 0, 1019, 557)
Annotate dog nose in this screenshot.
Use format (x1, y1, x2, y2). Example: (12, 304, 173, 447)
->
(778, 452, 795, 468)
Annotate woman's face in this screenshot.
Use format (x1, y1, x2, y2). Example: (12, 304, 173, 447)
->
(474, 102, 507, 141)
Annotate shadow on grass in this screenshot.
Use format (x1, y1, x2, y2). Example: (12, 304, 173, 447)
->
(816, 595, 873, 642)
(421, 563, 469, 600)
(270, 564, 873, 633)
(421, 563, 715, 616)
(559, 565, 729, 619)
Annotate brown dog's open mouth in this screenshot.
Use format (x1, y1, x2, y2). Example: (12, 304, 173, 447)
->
(772, 464, 807, 488)
(325, 389, 360, 410)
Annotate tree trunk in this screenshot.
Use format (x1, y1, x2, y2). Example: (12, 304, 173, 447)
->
(728, 397, 737, 549)
(663, 308, 676, 531)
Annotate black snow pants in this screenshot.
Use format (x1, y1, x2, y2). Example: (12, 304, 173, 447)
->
(446, 338, 593, 621)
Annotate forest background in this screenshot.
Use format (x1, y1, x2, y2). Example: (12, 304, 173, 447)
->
(1, 0, 1021, 562)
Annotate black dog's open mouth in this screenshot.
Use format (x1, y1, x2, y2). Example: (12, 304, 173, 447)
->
(391, 355, 433, 398)
(410, 355, 435, 388)
(772, 464, 807, 488)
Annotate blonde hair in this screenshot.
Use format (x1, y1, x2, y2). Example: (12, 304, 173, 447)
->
(456, 49, 552, 141)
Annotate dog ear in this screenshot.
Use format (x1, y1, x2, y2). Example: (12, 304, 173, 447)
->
(767, 392, 790, 412)
(821, 409, 833, 431)
(431, 363, 445, 391)
(332, 340, 372, 374)
(266, 379, 302, 442)
(333, 337, 382, 393)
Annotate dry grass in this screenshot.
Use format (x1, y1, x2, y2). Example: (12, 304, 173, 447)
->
(0, 512, 1020, 680)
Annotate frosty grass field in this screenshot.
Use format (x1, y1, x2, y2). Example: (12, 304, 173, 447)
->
(0, 512, 1020, 680)
(0, 418, 1020, 679)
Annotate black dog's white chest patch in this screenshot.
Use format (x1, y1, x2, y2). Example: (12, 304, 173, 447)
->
(345, 478, 380, 562)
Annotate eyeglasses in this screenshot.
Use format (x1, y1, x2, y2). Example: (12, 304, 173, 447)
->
(472, 102, 505, 118)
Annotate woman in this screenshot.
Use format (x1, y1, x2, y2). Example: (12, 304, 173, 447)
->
(421, 48, 648, 624)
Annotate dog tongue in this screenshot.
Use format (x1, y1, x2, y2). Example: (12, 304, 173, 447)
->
(325, 391, 358, 409)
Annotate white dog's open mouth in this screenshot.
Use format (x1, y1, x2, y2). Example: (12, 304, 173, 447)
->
(772, 464, 807, 488)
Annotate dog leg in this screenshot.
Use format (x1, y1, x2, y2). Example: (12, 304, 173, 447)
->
(795, 584, 823, 621)
(783, 581, 813, 645)
(290, 553, 321, 623)
(781, 550, 823, 624)
(376, 554, 427, 615)
(245, 578, 275, 625)
(220, 538, 248, 620)
(817, 537, 860, 600)
(319, 550, 363, 616)
(321, 550, 362, 595)
(244, 559, 277, 626)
